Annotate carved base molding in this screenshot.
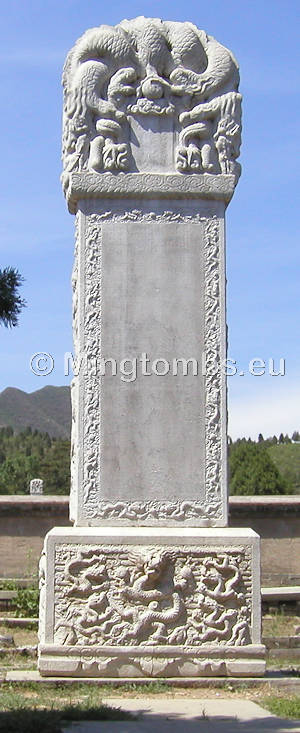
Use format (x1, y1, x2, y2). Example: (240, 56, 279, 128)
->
(38, 527, 265, 678)
(65, 172, 236, 214)
(38, 645, 265, 678)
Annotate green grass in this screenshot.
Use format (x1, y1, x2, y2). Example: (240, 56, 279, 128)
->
(14, 588, 39, 618)
(268, 443, 300, 493)
(260, 695, 300, 719)
(0, 683, 137, 732)
(0, 579, 39, 619)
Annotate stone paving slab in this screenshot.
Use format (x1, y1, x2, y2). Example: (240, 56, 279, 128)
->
(5, 670, 300, 692)
(61, 698, 300, 732)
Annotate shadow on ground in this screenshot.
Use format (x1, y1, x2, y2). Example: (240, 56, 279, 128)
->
(0, 703, 300, 732)
(0, 692, 300, 733)
(0, 705, 136, 733)
(84, 700, 300, 733)
(61, 708, 300, 732)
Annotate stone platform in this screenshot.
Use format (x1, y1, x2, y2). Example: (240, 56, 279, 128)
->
(38, 527, 265, 678)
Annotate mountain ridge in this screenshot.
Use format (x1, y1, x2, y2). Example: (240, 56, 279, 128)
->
(0, 386, 71, 438)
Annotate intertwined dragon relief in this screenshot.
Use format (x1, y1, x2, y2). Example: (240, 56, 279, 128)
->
(54, 545, 252, 647)
(62, 17, 241, 185)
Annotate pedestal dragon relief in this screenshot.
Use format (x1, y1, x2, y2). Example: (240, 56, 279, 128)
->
(54, 545, 252, 647)
(62, 17, 241, 187)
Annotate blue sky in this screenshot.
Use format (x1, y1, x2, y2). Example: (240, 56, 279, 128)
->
(0, 0, 299, 439)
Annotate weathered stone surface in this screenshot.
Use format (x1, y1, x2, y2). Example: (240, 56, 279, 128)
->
(38, 527, 265, 677)
(60, 17, 243, 528)
(70, 200, 227, 526)
(38, 17, 265, 678)
(66, 172, 236, 214)
(62, 17, 241, 208)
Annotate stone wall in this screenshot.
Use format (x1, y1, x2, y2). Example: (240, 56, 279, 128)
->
(0, 495, 299, 585)
(0, 497, 70, 579)
(229, 496, 300, 586)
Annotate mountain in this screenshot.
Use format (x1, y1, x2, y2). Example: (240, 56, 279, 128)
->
(0, 386, 71, 438)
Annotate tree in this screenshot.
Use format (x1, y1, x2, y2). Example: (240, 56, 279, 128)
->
(0, 267, 26, 327)
(229, 439, 290, 495)
(0, 428, 70, 495)
(40, 440, 70, 494)
(292, 431, 300, 442)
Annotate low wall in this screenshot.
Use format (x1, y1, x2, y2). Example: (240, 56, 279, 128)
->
(0, 496, 71, 579)
(229, 496, 300, 586)
(0, 495, 299, 585)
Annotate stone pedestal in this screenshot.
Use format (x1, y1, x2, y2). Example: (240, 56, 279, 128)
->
(39, 528, 264, 677)
(38, 17, 265, 677)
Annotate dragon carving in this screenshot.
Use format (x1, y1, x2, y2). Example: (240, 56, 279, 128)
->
(62, 17, 241, 190)
(54, 546, 251, 647)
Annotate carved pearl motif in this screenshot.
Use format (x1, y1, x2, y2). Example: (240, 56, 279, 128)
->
(141, 77, 164, 100)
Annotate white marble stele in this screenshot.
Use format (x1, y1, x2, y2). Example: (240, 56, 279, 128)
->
(38, 17, 265, 677)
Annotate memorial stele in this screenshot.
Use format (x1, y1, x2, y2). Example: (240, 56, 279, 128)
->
(38, 17, 265, 678)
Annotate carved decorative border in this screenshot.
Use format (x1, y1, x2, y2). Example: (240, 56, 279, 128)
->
(77, 210, 223, 522)
(39, 651, 265, 678)
(94, 208, 207, 223)
(70, 214, 80, 517)
(204, 219, 222, 517)
(81, 216, 102, 509)
(87, 499, 219, 522)
(66, 172, 235, 213)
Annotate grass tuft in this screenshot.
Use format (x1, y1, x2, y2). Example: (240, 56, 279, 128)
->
(260, 695, 300, 720)
(0, 683, 136, 732)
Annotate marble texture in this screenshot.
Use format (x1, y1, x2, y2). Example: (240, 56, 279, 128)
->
(39, 527, 265, 678)
(61, 16, 241, 205)
(70, 199, 227, 527)
(38, 17, 265, 679)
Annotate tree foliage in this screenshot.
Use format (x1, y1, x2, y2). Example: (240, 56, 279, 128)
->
(0, 426, 299, 496)
(0, 427, 70, 494)
(229, 437, 293, 495)
(0, 267, 26, 327)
